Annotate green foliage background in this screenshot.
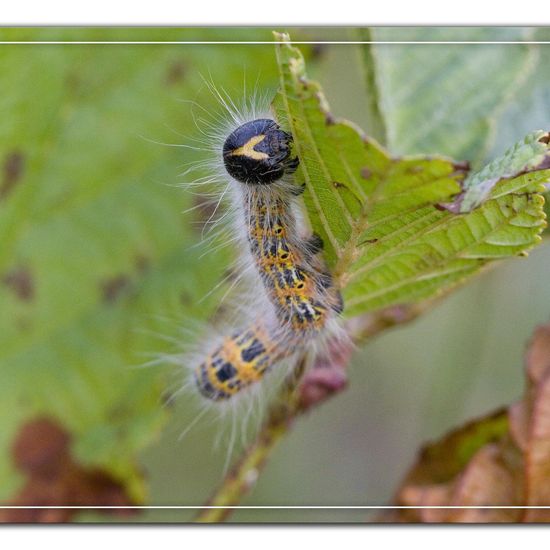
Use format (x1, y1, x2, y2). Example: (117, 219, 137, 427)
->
(0, 27, 549, 522)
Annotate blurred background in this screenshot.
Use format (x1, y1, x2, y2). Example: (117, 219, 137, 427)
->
(0, 27, 549, 522)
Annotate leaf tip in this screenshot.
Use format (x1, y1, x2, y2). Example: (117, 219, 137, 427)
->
(272, 31, 290, 44)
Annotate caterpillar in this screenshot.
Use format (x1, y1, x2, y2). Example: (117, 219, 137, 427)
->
(183, 87, 343, 403)
(194, 315, 290, 401)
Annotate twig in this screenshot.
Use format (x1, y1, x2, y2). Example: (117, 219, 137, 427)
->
(194, 300, 437, 523)
(195, 355, 309, 523)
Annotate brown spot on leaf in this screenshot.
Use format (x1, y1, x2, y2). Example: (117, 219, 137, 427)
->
(310, 43, 327, 60)
(538, 133, 550, 145)
(134, 254, 151, 274)
(101, 275, 131, 304)
(13, 417, 70, 477)
(0, 417, 139, 523)
(2, 266, 34, 302)
(1, 151, 25, 201)
(535, 154, 550, 170)
(65, 71, 83, 95)
(360, 167, 372, 179)
(436, 191, 466, 213)
(180, 291, 192, 306)
(452, 160, 471, 172)
(165, 60, 186, 86)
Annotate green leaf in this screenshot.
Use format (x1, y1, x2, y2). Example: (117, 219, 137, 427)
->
(356, 28, 388, 146)
(361, 27, 539, 165)
(274, 33, 548, 318)
(359, 27, 550, 232)
(0, 28, 288, 501)
(442, 130, 550, 213)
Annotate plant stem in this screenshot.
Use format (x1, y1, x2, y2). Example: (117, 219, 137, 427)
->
(195, 357, 308, 523)
(194, 300, 440, 523)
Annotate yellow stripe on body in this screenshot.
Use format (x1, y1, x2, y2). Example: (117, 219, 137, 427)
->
(197, 323, 281, 400)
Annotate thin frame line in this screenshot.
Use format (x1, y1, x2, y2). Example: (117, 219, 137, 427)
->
(2, 506, 550, 509)
(1, 33, 547, 516)
(0, 41, 549, 45)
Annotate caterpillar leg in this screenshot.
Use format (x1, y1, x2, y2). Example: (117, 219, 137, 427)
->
(304, 233, 324, 256)
(290, 182, 306, 196)
(284, 156, 300, 174)
(313, 270, 344, 314)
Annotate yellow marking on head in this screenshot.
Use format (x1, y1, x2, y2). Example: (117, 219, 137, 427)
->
(230, 135, 268, 161)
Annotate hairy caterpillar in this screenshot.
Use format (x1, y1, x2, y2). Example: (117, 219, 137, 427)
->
(195, 315, 292, 401)
(182, 86, 344, 403)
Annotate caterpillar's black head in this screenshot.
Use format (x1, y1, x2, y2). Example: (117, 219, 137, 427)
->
(222, 118, 299, 185)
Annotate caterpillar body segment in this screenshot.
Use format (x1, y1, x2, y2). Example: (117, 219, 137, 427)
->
(242, 190, 343, 337)
(194, 318, 292, 401)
